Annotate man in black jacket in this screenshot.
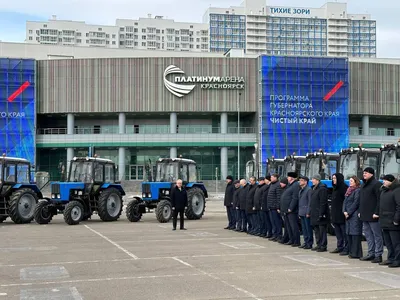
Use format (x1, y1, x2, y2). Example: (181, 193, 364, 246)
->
(224, 175, 236, 230)
(260, 176, 272, 238)
(359, 167, 384, 263)
(238, 179, 248, 232)
(171, 179, 188, 231)
(268, 174, 283, 241)
(246, 176, 257, 234)
(253, 177, 265, 236)
(232, 180, 241, 230)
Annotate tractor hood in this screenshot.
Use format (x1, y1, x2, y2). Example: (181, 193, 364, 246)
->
(51, 182, 86, 201)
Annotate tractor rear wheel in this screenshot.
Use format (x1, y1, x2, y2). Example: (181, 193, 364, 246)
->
(8, 188, 38, 224)
(156, 200, 172, 223)
(34, 201, 54, 225)
(126, 199, 142, 222)
(0, 216, 7, 223)
(97, 188, 123, 222)
(185, 187, 206, 220)
(64, 201, 84, 225)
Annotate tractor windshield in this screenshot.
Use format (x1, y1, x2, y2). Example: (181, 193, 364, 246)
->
(69, 161, 93, 183)
(381, 150, 400, 178)
(156, 162, 179, 182)
(340, 153, 358, 180)
(306, 157, 320, 178)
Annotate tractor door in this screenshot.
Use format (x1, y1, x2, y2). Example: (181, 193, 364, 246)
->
(179, 163, 189, 185)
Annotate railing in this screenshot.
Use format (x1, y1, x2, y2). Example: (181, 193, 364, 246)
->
(37, 126, 257, 135)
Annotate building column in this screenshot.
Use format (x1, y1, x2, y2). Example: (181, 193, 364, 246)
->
(170, 112, 177, 158)
(66, 114, 75, 179)
(221, 147, 228, 180)
(118, 147, 125, 181)
(220, 112, 228, 134)
(118, 112, 126, 134)
(362, 115, 369, 136)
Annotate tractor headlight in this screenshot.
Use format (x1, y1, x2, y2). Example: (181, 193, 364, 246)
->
(78, 191, 83, 195)
(148, 193, 151, 198)
(142, 193, 146, 198)
(51, 194, 56, 198)
(57, 194, 61, 199)
(165, 190, 169, 195)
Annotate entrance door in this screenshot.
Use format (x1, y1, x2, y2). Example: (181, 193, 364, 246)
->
(129, 165, 145, 180)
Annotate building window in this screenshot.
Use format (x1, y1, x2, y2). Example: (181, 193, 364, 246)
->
(358, 127, 363, 135)
(387, 128, 395, 136)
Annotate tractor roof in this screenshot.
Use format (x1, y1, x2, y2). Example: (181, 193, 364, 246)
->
(158, 158, 196, 164)
(283, 155, 306, 161)
(0, 156, 30, 164)
(306, 151, 339, 158)
(72, 157, 114, 164)
(339, 147, 380, 155)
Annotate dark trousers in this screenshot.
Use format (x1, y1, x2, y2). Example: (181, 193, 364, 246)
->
(260, 210, 272, 236)
(269, 209, 282, 238)
(253, 211, 261, 233)
(313, 225, 328, 249)
(300, 216, 313, 247)
(363, 221, 384, 257)
(288, 213, 300, 245)
(382, 230, 400, 263)
(239, 210, 247, 231)
(283, 214, 292, 243)
(348, 235, 363, 258)
(173, 209, 184, 229)
(247, 212, 255, 232)
(226, 206, 236, 228)
(235, 209, 241, 229)
(333, 223, 348, 252)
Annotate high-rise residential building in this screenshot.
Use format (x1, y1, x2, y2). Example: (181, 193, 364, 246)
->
(204, 0, 377, 57)
(26, 14, 209, 52)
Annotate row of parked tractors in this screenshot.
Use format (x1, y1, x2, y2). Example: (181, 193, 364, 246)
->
(0, 155, 207, 226)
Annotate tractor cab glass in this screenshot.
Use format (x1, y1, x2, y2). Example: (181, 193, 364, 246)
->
(380, 149, 400, 178)
(340, 153, 358, 179)
(1, 161, 31, 183)
(306, 157, 320, 178)
(156, 162, 179, 182)
(69, 161, 93, 183)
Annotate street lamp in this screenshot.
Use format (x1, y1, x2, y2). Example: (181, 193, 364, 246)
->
(237, 92, 241, 179)
(254, 143, 259, 178)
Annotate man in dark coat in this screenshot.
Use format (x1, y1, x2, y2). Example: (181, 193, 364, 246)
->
(245, 176, 257, 235)
(224, 175, 236, 230)
(379, 175, 400, 268)
(171, 179, 188, 231)
(298, 176, 313, 249)
(238, 179, 249, 232)
(359, 167, 384, 263)
(308, 174, 330, 252)
(267, 174, 283, 241)
(280, 172, 300, 246)
(278, 177, 289, 244)
(232, 180, 241, 231)
(330, 173, 349, 255)
(253, 177, 265, 236)
(260, 176, 272, 238)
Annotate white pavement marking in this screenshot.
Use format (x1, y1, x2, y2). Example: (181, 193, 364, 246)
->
(84, 225, 139, 260)
(118, 236, 253, 243)
(220, 242, 265, 249)
(20, 287, 83, 300)
(0, 246, 57, 252)
(314, 296, 400, 300)
(171, 257, 263, 300)
(283, 255, 348, 266)
(158, 225, 169, 229)
(345, 271, 400, 289)
(186, 231, 218, 237)
(20, 266, 70, 281)
(0, 293, 6, 296)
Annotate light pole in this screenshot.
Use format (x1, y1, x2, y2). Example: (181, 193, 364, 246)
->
(237, 92, 241, 179)
(254, 142, 259, 178)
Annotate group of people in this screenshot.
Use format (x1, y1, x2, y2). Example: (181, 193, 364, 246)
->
(224, 167, 400, 268)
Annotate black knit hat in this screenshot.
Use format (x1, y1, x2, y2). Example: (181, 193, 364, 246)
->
(383, 174, 395, 182)
(363, 167, 375, 175)
(280, 177, 288, 185)
(287, 172, 298, 178)
(226, 175, 234, 181)
(265, 175, 271, 181)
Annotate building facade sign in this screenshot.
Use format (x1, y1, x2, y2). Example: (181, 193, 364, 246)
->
(269, 7, 311, 15)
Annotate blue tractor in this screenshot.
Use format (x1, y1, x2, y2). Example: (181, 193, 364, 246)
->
(33, 156, 125, 225)
(125, 157, 207, 223)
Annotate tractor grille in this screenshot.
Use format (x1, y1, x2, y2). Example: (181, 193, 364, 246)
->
(142, 184, 151, 193)
(51, 183, 60, 194)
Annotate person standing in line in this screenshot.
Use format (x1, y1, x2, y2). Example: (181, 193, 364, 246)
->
(171, 179, 188, 231)
(298, 176, 313, 249)
(253, 177, 265, 236)
(330, 173, 349, 255)
(268, 174, 283, 241)
(343, 176, 363, 259)
(245, 176, 257, 235)
(224, 175, 236, 230)
(278, 177, 289, 244)
(238, 179, 249, 232)
(359, 167, 384, 263)
(280, 172, 300, 246)
(378, 174, 400, 268)
(260, 176, 272, 238)
(308, 174, 330, 252)
(232, 180, 242, 231)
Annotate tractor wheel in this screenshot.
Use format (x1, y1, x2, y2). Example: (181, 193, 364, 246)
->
(64, 201, 84, 225)
(126, 199, 142, 222)
(97, 188, 123, 222)
(0, 216, 7, 223)
(155, 200, 172, 223)
(185, 187, 206, 220)
(34, 201, 53, 225)
(8, 188, 38, 224)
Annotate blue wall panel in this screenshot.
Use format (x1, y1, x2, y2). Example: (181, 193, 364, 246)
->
(260, 56, 349, 171)
(0, 58, 36, 163)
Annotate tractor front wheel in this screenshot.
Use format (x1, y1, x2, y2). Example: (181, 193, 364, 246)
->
(126, 199, 142, 222)
(8, 188, 38, 224)
(97, 188, 123, 222)
(64, 201, 84, 225)
(34, 201, 54, 225)
(156, 200, 172, 223)
(185, 188, 206, 220)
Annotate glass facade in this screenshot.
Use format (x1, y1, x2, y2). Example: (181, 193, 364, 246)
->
(209, 13, 246, 53)
(348, 20, 376, 57)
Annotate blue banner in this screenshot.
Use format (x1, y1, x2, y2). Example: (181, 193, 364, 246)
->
(260, 56, 349, 171)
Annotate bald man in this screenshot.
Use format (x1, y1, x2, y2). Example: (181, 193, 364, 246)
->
(171, 179, 188, 231)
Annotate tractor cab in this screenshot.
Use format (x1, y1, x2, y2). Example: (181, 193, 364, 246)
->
(305, 150, 339, 180)
(283, 154, 306, 177)
(155, 158, 197, 184)
(380, 140, 400, 179)
(339, 145, 381, 180)
(266, 157, 285, 177)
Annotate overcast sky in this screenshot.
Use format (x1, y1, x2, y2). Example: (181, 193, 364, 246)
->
(0, 0, 397, 58)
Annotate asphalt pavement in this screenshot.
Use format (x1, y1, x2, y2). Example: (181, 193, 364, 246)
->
(0, 200, 399, 300)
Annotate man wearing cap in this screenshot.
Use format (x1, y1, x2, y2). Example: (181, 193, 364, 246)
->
(280, 172, 301, 246)
(309, 174, 330, 252)
(232, 180, 242, 231)
(268, 174, 283, 241)
(238, 179, 249, 232)
(298, 176, 313, 249)
(260, 176, 272, 238)
(252, 177, 265, 236)
(379, 174, 400, 268)
(359, 167, 384, 263)
(224, 175, 236, 230)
